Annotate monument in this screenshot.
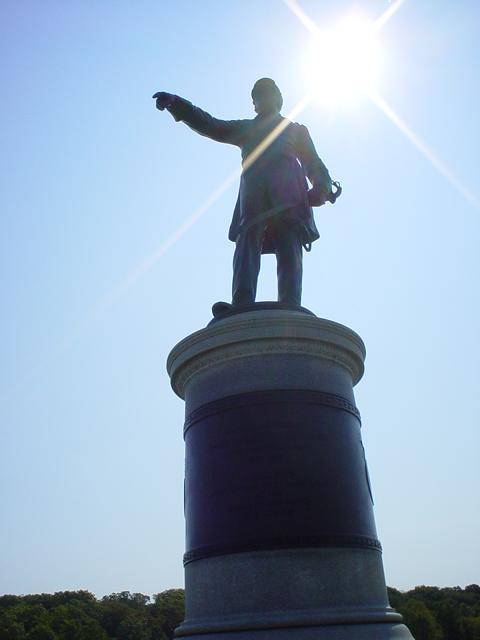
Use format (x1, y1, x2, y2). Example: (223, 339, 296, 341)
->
(159, 80, 413, 638)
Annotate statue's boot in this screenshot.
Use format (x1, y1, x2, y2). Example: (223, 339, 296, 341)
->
(212, 301, 233, 317)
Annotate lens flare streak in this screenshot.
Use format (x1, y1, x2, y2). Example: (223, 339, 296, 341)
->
(369, 91, 480, 209)
(282, 0, 320, 35)
(2, 168, 242, 402)
(373, 0, 407, 32)
(97, 170, 240, 312)
(242, 93, 312, 172)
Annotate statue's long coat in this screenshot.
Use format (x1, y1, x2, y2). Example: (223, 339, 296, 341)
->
(168, 97, 332, 253)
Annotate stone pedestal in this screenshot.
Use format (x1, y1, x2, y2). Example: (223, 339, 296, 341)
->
(167, 309, 413, 639)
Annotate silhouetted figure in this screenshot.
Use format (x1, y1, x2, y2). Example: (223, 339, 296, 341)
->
(153, 78, 339, 309)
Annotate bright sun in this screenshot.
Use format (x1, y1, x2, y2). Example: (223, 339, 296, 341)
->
(303, 14, 381, 106)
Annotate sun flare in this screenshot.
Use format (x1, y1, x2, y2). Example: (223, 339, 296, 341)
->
(303, 14, 381, 106)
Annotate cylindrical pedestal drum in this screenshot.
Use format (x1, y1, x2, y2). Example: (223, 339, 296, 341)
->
(167, 309, 413, 639)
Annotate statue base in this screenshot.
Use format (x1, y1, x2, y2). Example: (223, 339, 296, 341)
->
(167, 309, 413, 639)
(210, 300, 315, 323)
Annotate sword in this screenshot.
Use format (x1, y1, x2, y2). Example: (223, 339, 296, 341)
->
(327, 180, 342, 204)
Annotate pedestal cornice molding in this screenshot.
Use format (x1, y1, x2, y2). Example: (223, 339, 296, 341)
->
(167, 311, 366, 399)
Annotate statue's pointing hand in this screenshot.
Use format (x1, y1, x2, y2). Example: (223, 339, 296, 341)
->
(152, 91, 176, 111)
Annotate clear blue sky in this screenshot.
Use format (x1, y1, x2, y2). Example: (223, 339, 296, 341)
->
(1, 0, 479, 597)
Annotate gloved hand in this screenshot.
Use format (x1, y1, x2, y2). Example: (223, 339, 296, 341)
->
(152, 91, 176, 111)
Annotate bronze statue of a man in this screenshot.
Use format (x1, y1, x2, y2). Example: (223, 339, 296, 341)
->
(153, 78, 339, 309)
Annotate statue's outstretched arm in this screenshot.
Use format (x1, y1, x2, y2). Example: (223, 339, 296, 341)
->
(153, 92, 246, 146)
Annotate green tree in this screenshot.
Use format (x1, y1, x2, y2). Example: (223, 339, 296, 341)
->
(0, 612, 27, 640)
(0, 596, 22, 610)
(465, 617, 480, 640)
(151, 590, 184, 639)
(438, 601, 466, 640)
(26, 625, 58, 640)
(17, 605, 50, 634)
(100, 598, 134, 637)
(50, 603, 107, 640)
(387, 587, 405, 610)
(399, 598, 443, 640)
(117, 617, 151, 640)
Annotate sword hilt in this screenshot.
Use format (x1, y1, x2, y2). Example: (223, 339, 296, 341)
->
(327, 181, 342, 204)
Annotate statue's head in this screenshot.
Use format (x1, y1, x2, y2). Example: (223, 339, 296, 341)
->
(251, 78, 283, 116)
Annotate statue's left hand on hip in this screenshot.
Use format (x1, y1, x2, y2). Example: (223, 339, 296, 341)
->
(307, 184, 330, 207)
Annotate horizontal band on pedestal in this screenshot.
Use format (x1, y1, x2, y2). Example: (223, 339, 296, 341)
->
(183, 535, 382, 565)
(184, 389, 361, 436)
(176, 608, 404, 637)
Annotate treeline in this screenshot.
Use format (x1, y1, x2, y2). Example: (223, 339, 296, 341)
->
(0, 590, 183, 640)
(388, 584, 480, 640)
(0, 585, 479, 640)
